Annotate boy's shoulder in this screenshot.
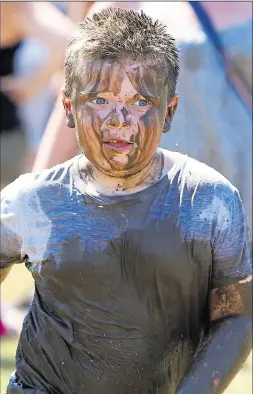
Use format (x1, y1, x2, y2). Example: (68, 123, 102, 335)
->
(164, 152, 245, 237)
(163, 149, 238, 202)
(184, 155, 238, 205)
(1, 157, 76, 203)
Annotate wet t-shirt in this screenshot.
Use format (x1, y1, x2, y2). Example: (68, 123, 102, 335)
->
(1, 154, 252, 394)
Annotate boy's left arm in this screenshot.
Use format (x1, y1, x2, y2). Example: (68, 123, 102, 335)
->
(177, 188, 252, 394)
(176, 279, 252, 394)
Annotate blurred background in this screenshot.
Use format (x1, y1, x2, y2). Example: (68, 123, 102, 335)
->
(0, 1, 252, 393)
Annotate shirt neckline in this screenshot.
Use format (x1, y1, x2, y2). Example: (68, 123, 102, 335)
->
(71, 152, 188, 206)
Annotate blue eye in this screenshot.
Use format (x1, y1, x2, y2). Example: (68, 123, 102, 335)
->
(134, 99, 150, 107)
(90, 98, 108, 105)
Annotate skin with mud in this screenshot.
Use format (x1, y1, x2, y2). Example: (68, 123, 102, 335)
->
(64, 57, 178, 195)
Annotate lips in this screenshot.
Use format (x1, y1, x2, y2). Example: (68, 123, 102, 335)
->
(103, 138, 134, 153)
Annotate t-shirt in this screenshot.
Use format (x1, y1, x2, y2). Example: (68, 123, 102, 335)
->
(1, 154, 252, 394)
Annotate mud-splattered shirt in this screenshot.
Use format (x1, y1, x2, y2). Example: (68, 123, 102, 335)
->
(1, 154, 252, 394)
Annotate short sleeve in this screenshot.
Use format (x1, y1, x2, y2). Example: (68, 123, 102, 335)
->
(211, 188, 252, 288)
(1, 178, 24, 269)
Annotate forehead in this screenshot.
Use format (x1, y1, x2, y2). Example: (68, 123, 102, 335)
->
(76, 58, 165, 98)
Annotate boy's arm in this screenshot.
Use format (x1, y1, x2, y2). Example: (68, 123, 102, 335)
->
(176, 280, 252, 394)
(0, 179, 24, 284)
(176, 188, 252, 394)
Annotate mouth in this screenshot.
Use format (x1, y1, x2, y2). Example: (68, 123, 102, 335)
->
(103, 139, 134, 153)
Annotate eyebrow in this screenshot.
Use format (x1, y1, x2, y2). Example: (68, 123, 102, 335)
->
(79, 91, 159, 101)
(79, 91, 100, 98)
(132, 93, 159, 102)
(78, 91, 160, 109)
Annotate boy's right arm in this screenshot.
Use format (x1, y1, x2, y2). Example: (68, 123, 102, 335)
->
(0, 179, 23, 284)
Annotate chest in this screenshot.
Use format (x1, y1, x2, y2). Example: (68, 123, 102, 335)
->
(22, 196, 202, 299)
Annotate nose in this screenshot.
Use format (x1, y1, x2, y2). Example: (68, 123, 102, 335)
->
(106, 105, 130, 130)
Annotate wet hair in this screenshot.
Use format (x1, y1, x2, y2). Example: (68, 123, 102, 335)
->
(63, 7, 180, 98)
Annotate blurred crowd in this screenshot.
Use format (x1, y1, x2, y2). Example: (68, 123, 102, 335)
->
(0, 2, 252, 336)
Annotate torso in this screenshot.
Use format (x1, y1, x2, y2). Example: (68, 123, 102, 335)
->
(12, 153, 226, 393)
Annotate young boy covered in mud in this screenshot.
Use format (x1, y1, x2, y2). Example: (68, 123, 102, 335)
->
(1, 8, 252, 394)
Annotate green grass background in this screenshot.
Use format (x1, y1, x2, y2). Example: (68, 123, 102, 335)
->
(1, 265, 252, 393)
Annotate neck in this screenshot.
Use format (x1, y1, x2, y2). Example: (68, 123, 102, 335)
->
(80, 150, 164, 196)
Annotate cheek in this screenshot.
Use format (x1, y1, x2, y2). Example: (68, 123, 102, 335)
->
(128, 112, 142, 134)
(76, 106, 101, 143)
(138, 108, 161, 151)
(98, 105, 115, 119)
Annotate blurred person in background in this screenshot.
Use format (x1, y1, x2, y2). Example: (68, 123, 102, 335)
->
(33, 1, 252, 234)
(0, 1, 75, 186)
(0, 1, 75, 337)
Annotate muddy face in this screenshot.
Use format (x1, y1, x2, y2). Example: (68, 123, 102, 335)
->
(71, 58, 171, 178)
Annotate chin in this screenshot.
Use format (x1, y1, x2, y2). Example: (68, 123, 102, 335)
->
(109, 161, 131, 174)
(110, 160, 145, 178)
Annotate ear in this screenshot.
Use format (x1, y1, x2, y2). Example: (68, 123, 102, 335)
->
(62, 92, 75, 129)
(163, 96, 178, 134)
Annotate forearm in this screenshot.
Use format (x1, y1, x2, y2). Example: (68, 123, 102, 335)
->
(24, 51, 66, 101)
(21, 2, 75, 99)
(176, 315, 252, 394)
(67, 2, 94, 22)
(29, 1, 94, 97)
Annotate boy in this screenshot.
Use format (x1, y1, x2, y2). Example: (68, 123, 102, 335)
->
(1, 8, 252, 394)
